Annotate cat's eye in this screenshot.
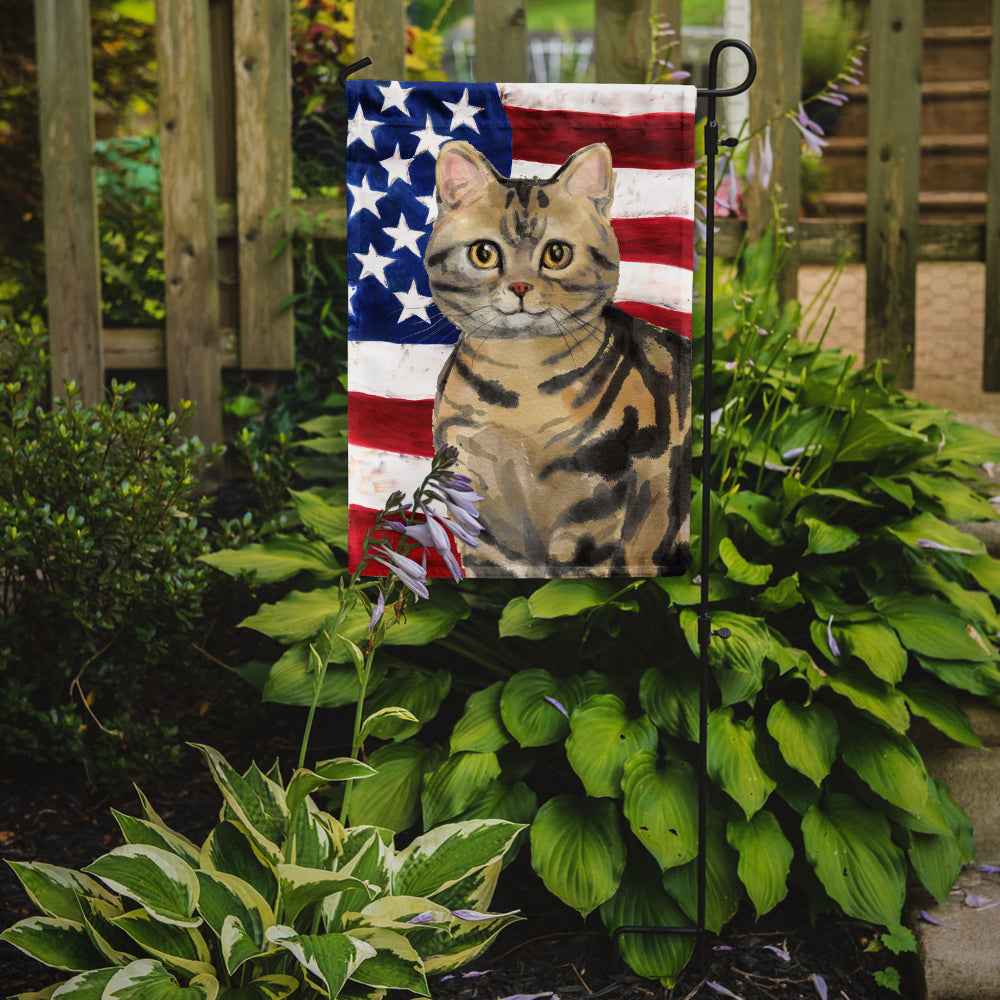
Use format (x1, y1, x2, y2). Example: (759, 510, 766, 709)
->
(469, 241, 501, 269)
(541, 241, 573, 270)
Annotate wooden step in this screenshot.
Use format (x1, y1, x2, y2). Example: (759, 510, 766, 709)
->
(922, 0, 992, 28)
(822, 134, 989, 193)
(922, 25, 993, 83)
(813, 190, 987, 222)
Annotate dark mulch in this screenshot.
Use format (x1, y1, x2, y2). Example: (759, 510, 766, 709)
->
(1, 744, 915, 1000)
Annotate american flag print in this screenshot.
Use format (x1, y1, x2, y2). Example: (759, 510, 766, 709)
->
(346, 80, 697, 576)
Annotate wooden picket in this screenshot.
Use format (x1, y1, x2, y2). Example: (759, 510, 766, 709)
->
(30, 0, 1000, 448)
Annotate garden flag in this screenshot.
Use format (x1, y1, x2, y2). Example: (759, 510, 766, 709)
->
(347, 81, 695, 578)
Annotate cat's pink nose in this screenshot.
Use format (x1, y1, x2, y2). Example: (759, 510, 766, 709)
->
(509, 282, 533, 299)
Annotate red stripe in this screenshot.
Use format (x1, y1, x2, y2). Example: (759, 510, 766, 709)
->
(505, 106, 694, 170)
(612, 217, 693, 270)
(348, 392, 435, 456)
(617, 302, 692, 339)
(349, 504, 460, 578)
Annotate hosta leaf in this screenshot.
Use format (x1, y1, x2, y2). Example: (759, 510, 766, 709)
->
(362, 667, 451, 740)
(802, 793, 906, 926)
(111, 909, 214, 978)
(450, 682, 511, 754)
(76, 895, 136, 966)
(808, 660, 910, 732)
(393, 820, 524, 900)
(875, 594, 995, 662)
(5, 862, 118, 923)
(322, 829, 393, 930)
(718, 537, 772, 585)
(423, 906, 522, 974)
(497, 597, 563, 639)
(277, 865, 374, 925)
(285, 760, 376, 822)
(529, 795, 626, 917)
(906, 472, 998, 521)
(727, 811, 793, 917)
(802, 517, 859, 556)
(833, 621, 907, 684)
(360, 706, 421, 742)
(0, 916, 107, 971)
(621, 751, 699, 870)
(421, 751, 502, 828)
(755, 573, 804, 614)
(195, 871, 273, 973)
(834, 410, 927, 463)
(200, 822, 278, 910)
(527, 579, 618, 617)
(765, 700, 838, 786)
(886, 512, 985, 557)
(901, 680, 982, 748)
(916, 655, 1000, 697)
(112, 812, 201, 868)
(660, 810, 741, 933)
(347, 740, 442, 832)
(910, 562, 1000, 633)
(838, 718, 928, 817)
(200, 535, 341, 584)
(724, 490, 784, 545)
(680, 610, 770, 706)
(707, 708, 776, 818)
(566, 695, 658, 799)
(599, 852, 694, 987)
(46, 967, 118, 998)
(966, 553, 1000, 597)
(215, 975, 299, 1000)
(639, 664, 699, 742)
(103, 959, 218, 1000)
(265, 926, 375, 997)
(452, 779, 538, 827)
(260, 643, 388, 709)
(499, 670, 585, 747)
(83, 846, 200, 928)
(909, 782, 967, 908)
(288, 488, 349, 547)
(345, 926, 428, 994)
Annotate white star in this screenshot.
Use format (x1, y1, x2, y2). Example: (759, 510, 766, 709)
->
(411, 115, 450, 157)
(347, 283, 356, 315)
(380, 144, 414, 186)
(416, 194, 438, 225)
(347, 175, 385, 218)
(347, 105, 380, 149)
(442, 89, 483, 133)
(384, 214, 424, 256)
(395, 280, 435, 323)
(377, 80, 411, 114)
(354, 245, 394, 287)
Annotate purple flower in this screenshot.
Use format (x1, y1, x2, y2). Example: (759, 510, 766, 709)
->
(917, 538, 972, 555)
(407, 911, 438, 925)
(706, 983, 742, 999)
(791, 104, 829, 156)
(451, 907, 520, 921)
(827, 615, 841, 658)
(763, 944, 790, 961)
(544, 695, 569, 718)
(370, 544, 430, 600)
(367, 590, 385, 631)
(812, 974, 828, 1000)
(747, 125, 773, 191)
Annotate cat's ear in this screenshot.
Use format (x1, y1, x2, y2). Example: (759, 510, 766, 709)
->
(436, 141, 496, 209)
(557, 143, 615, 213)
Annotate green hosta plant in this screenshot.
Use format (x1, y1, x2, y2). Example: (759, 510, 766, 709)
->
(343, 233, 999, 984)
(1, 743, 523, 999)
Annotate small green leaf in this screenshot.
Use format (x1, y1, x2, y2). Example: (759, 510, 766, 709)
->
(639, 664, 699, 742)
(765, 700, 838, 786)
(803, 517, 859, 556)
(347, 740, 441, 832)
(719, 537, 773, 586)
(497, 597, 563, 639)
(707, 708, 776, 818)
(200, 536, 341, 584)
(527, 579, 618, 618)
(421, 751, 502, 828)
(288, 488, 348, 547)
(727, 811, 793, 917)
(450, 682, 511, 754)
(499, 670, 584, 747)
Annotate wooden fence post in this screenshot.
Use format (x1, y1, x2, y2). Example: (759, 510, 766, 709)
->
(864, 0, 923, 389)
(594, 0, 657, 85)
(474, 0, 527, 82)
(746, 0, 801, 306)
(983, 0, 1000, 391)
(157, 0, 223, 445)
(34, 0, 104, 405)
(354, 0, 407, 80)
(233, 0, 294, 370)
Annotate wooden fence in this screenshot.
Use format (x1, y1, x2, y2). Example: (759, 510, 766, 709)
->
(33, 0, 1000, 445)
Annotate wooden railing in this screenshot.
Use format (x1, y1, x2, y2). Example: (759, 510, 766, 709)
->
(32, 0, 1000, 445)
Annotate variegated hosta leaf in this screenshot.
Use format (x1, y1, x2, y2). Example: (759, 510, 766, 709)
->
(424, 859, 501, 916)
(661, 811, 742, 934)
(621, 751, 699, 871)
(565, 695, 658, 799)
(200, 822, 278, 910)
(529, 795, 626, 917)
(4, 862, 118, 922)
(265, 926, 376, 998)
(288, 802, 343, 870)
(285, 760, 375, 824)
(214, 974, 300, 1000)
(110, 908, 214, 979)
(0, 916, 107, 971)
(802, 793, 906, 926)
(83, 846, 200, 928)
(46, 966, 118, 997)
(77, 894, 136, 966)
(765, 700, 838, 786)
(599, 852, 694, 987)
(421, 907, 522, 975)
(706, 707, 776, 819)
(345, 926, 429, 995)
(499, 669, 585, 747)
(391, 820, 524, 901)
(276, 864, 375, 925)
(726, 810, 793, 917)
(450, 681, 511, 754)
(102, 958, 218, 999)
(421, 751, 502, 829)
(190, 745, 287, 863)
(323, 829, 393, 931)
(112, 810, 202, 868)
(195, 871, 274, 973)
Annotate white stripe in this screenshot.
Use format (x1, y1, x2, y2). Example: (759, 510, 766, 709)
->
(617, 262, 692, 314)
(498, 82, 697, 117)
(349, 444, 434, 511)
(510, 162, 694, 220)
(348, 340, 453, 400)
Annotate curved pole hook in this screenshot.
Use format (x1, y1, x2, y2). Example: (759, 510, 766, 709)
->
(337, 57, 373, 91)
(697, 38, 757, 99)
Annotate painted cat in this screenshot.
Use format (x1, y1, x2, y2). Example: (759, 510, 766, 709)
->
(424, 140, 691, 578)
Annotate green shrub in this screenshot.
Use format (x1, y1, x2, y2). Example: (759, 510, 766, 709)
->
(0, 317, 220, 783)
(211, 232, 1000, 985)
